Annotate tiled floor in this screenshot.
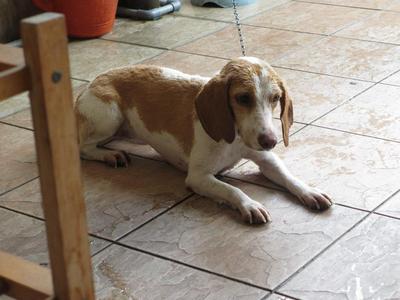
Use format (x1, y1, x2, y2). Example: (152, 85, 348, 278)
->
(1, 0, 400, 299)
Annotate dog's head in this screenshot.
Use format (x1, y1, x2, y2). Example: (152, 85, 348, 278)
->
(195, 57, 294, 150)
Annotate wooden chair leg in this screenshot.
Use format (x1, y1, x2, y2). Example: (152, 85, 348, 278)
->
(20, 13, 95, 300)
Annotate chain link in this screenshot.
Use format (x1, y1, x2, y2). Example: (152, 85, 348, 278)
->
(232, 0, 246, 56)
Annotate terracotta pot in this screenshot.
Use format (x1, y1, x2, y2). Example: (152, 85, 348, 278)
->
(32, 0, 118, 38)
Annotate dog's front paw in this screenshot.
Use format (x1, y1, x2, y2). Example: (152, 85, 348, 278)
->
(240, 200, 271, 224)
(298, 187, 333, 211)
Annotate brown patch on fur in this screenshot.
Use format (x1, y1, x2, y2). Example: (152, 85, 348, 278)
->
(269, 69, 294, 146)
(195, 75, 235, 143)
(75, 109, 91, 144)
(89, 65, 204, 155)
(218, 59, 261, 130)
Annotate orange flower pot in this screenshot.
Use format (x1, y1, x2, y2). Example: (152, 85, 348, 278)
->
(32, 0, 118, 38)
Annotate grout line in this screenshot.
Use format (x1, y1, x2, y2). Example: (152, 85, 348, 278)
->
(0, 120, 33, 132)
(272, 65, 375, 83)
(177, 0, 292, 24)
(307, 123, 400, 144)
(273, 291, 302, 299)
(260, 291, 302, 300)
(295, 0, 400, 13)
(272, 187, 400, 294)
(260, 293, 272, 300)
(114, 193, 195, 241)
(101, 16, 232, 52)
(0, 176, 39, 198)
(71, 77, 90, 83)
(307, 67, 400, 126)
(380, 81, 400, 88)
(0, 204, 43, 222)
(100, 37, 169, 51)
(238, 23, 328, 37)
(373, 211, 400, 222)
(330, 35, 400, 47)
(294, 0, 386, 11)
(90, 192, 195, 257)
(89, 235, 274, 293)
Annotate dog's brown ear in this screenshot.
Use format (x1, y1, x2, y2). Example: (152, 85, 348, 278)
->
(278, 79, 294, 147)
(195, 76, 235, 143)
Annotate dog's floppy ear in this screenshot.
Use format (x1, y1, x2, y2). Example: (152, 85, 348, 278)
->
(195, 75, 235, 143)
(278, 79, 294, 147)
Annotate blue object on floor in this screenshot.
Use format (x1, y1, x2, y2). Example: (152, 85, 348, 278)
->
(191, 0, 255, 8)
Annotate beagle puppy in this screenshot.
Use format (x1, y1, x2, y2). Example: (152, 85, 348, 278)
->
(75, 57, 333, 224)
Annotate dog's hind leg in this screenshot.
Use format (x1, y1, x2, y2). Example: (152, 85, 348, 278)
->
(75, 90, 130, 168)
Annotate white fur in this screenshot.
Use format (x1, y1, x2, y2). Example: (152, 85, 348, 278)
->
(161, 67, 207, 83)
(77, 61, 333, 224)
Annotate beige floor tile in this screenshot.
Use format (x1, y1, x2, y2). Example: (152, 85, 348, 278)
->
(1, 109, 32, 130)
(382, 70, 400, 86)
(0, 80, 88, 130)
(335, 11, 400, 44)
(387, 0, 400, 11)
(0, 207, 109, 265)
(376, 192, 400, 219)
(301, 0, 394, 9)
(274, 68, 372, 123)
(276, 36, 400, 81)
(0, 157, 191, 240)
(177, 0, 289, 22)
(229, 126, 400, 210)
(141, 51, 228, 77)
(177, 25, 322, 62)
(0, 91, 29, 120)
(103, 16, 227, 49)
(315, 84, 400, 142)
(281, 214, 400, 299)
(0, 124, 37, 195)
(69, 39, 163, 80)
(268, 294, 295, 300)
(121, 180, 365, 288)
(244, 2, 371, 34)
(93, 244, 267, 300)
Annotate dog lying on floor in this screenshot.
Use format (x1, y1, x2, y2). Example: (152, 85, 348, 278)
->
(74, 57, 333, 224)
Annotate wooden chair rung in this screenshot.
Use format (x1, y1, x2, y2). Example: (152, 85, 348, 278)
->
(0, 65, 30, 101)
(0, 250, 53, 300)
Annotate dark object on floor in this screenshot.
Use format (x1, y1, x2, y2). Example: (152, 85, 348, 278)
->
(191, 0, 255, 7)
(117, 0, 181, 20)
(0, 0, 39, 43)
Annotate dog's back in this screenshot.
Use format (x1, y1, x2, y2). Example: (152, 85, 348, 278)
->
(75, 65, 208, 169)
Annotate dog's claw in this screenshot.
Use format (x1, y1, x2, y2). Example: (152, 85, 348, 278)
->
(299, 188, 333, 211)
(241, 200, 271, 224)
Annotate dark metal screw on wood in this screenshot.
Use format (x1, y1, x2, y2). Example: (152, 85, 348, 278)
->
(51, 71, 62, 83)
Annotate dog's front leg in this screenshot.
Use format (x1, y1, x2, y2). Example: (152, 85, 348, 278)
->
(245, 150, 333, 210)
(186, 171, 271, 224)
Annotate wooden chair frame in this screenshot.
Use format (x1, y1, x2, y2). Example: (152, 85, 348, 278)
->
(0, 13, 95, 300)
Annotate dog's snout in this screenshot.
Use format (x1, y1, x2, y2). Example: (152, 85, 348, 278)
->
(258, 132, 277, 150)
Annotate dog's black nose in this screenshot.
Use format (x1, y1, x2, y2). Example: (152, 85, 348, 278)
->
(258, 133, 277, 150)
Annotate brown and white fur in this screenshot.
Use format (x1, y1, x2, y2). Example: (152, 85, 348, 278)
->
(75, 57, 333, 224)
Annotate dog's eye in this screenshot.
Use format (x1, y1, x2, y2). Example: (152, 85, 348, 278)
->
(236, 94, 252, 106)
(272, 94, 281, 103)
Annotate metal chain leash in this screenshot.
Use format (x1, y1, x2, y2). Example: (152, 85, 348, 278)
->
(232, 0, 246, 56)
